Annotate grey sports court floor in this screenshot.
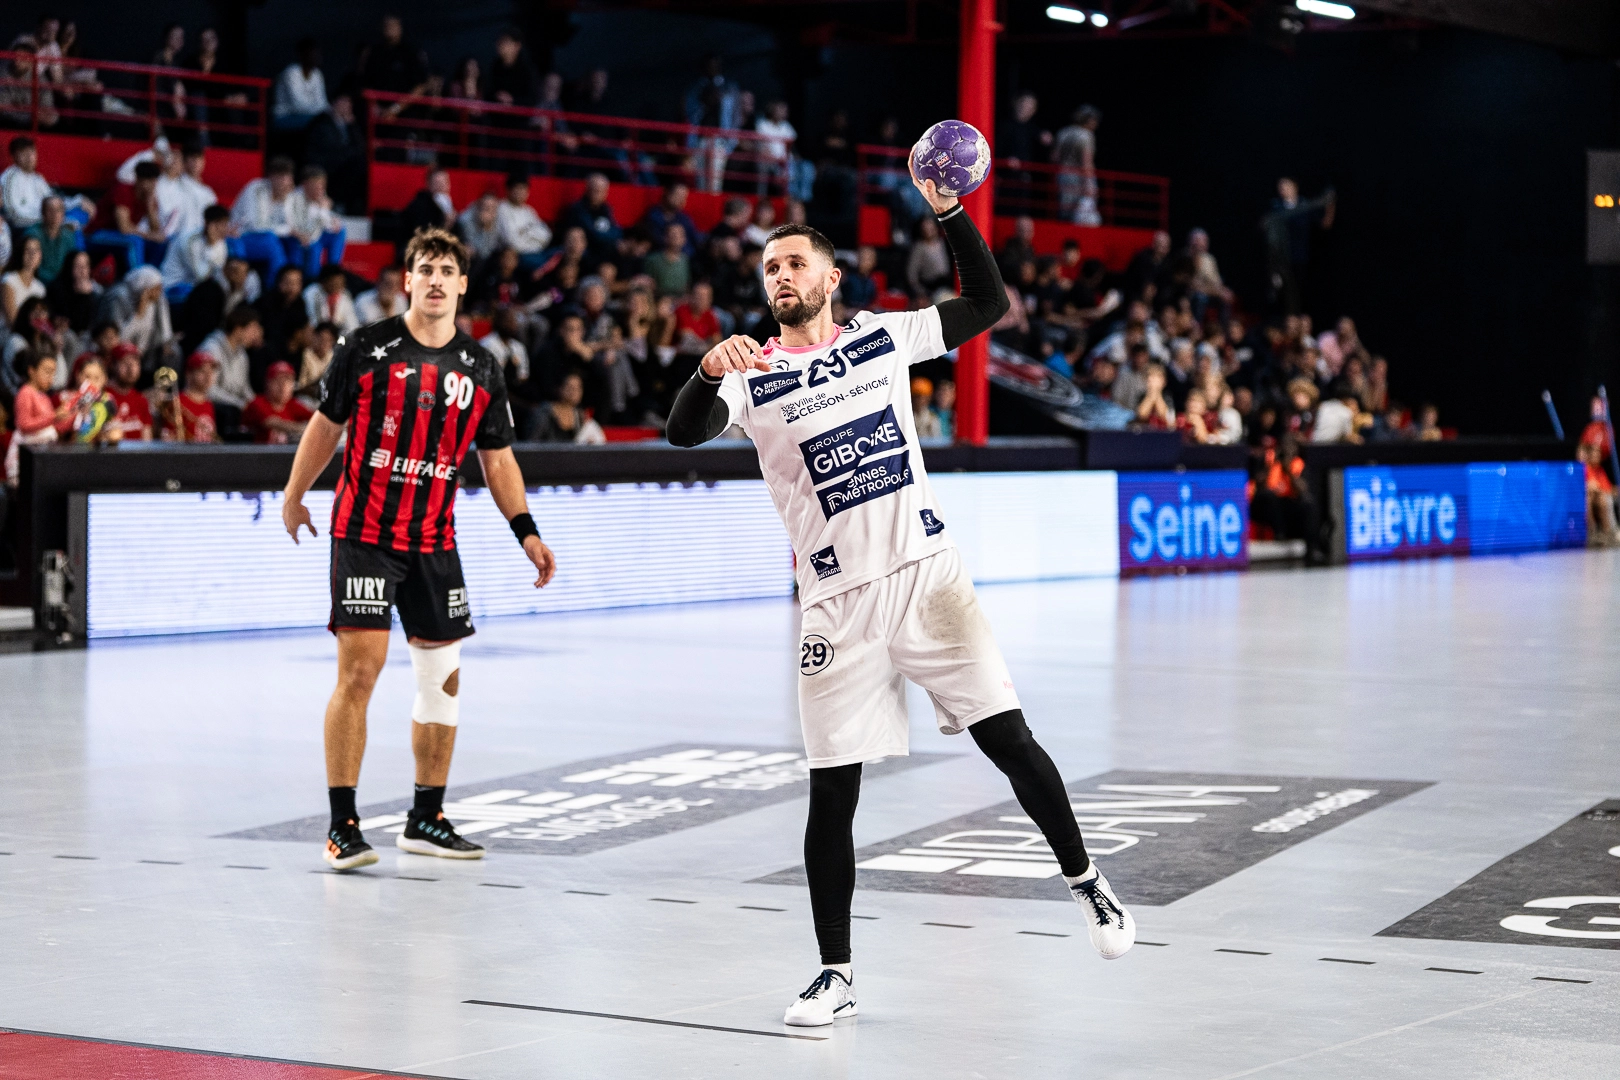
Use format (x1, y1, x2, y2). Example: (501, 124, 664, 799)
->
(3, 550, 1618, 1079)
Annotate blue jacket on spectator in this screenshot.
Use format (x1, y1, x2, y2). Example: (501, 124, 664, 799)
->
(641, 205, 701, 256)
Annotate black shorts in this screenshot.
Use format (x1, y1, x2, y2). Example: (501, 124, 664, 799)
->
(329, 538, 475, 641)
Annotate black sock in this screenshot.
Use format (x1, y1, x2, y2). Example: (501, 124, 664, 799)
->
(969, 710, 1091, 878)
(804, 763, 862, 966)
(328, 786, 358, 826)
(413, 785, 446, 818)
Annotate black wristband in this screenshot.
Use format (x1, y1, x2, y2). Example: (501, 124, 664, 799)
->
(509, 512, 540, 544)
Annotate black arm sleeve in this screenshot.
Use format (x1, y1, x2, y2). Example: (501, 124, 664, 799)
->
(935, 204, 1011, 352)
(666, 371, 733, 447)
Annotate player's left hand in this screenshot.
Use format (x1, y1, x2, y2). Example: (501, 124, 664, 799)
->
(908, 154, 959, 215)
(523, 535, 556, 588)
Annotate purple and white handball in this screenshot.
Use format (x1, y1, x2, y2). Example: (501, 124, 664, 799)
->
(911, 119, 992, 198)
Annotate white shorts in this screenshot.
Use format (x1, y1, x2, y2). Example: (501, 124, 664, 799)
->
(797, 547, 1020, 769)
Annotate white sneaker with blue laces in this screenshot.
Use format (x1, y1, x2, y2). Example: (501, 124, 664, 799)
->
(783, 968, 857, 1026)
(1068, 865, 1135, 959)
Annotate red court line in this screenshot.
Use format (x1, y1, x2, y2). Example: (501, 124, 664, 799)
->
(0, 1030, 464, 1080)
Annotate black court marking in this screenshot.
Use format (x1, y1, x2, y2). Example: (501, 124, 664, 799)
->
(1216, 948, 1270, 956)
(394, 875, 438, 882)
(224, 865, 267, 870)
(138, 860, 181, 865)
(480, 882, 523, 889)
(566, 889, 608, 896)
(1320, 957, 1375, 965)
(923, 921, 972, 929)
(1137, 941, 1169, 946)
(1533, 976, 1591, 984)
(739, 905, 785, 912)
(53, 855, 97, 861)
(463, 1000, 826, 1042)
(1380, 799, 1620, 952)
(1019, 930, 1069, 938)
(753, 770, 1432, 905)
(650, 897, 697, 904)
(0, 1026, 471, 1079)
(1427, 967, 1482, 975)
(226, 743, 951, 856)
(851, 915, 880, 920)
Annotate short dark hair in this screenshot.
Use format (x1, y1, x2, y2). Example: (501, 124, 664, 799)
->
(266, 156, 296, 178)
(505, 170, 529, 190)
(224, 305, 261, 333)
(404, 227, 470, 276)
(11, 348, 44, 380)
(319, 262, 346, 283)
(92, 320, 119, 339)
(134, 161, 161, 181)
(762, 223, 836, 265)
(299, 164, 326, 184)
(203, 204, 230, 225)
(181, 140, 205, 158)
(9, 135, 36, 157)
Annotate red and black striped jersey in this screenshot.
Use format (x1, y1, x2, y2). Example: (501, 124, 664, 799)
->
(318, 315, 514, 552)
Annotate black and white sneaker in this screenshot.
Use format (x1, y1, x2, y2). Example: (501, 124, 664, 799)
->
(1070, 866, 1135, 959)
(783, 968, 857, 1026)
(396, 811, 486, 859)
(324, 819, 379, 871)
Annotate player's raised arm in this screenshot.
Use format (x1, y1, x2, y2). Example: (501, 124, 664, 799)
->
(909, 159, 1011, 352)
(665, 334, 769, 448)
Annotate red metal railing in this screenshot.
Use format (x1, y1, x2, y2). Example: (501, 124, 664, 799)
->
(856, 143, 1169, 231)
(361, 89, 794, 196)
(0, 50, 270, 148)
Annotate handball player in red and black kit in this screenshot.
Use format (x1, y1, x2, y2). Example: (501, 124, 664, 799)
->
(281, 227, 556, 871)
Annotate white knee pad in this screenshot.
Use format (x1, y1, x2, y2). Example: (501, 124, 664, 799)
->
(410, 640, 462, 727)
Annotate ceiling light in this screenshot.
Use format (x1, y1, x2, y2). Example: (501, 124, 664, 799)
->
(1046, 5, 1089, 24)
(1297, 0, 1355, 19)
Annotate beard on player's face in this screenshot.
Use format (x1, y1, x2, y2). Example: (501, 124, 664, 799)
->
(769, 281, 826, 327)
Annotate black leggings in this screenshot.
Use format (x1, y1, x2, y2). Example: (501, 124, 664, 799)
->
(803, 709, 1089, 965)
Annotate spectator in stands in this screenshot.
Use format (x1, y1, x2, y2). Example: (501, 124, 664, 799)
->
(1312, 379, 1363, 444)
(178, 255, 256, 354)
(1577, 395, 1619, 546)
(289, 166, 345, 278)
(229, 157, 300, 281)
(673, 278, 721, 363)
(48, 250, 101, 336)
(641, 184, 700, 257)
(1002, 93, 1051, 175)
(836, 246, 878, 312)
(531, 72, 576, 172)
(644, 224, 691, 298)
(0, 43, 59, 131)
(197, 303, 263, 409)
(1184, 228, 1233, 322)
(254, 265, 308, 370)
(1177, 388, 1213, 444)
(161, 204, 232, 297)
(57, 354, 117, 445)
(303, 263, 358, 335)
(487, 28, 540, 109)
(999, 216, 1037, 276)
(3, 235, 47, 331)
(3, 296, 58, 397)
(295, 321, 339, 406)
(472, 246, 529, 313)
(103, 344, 152, 441)
(1263, 177, 1335, 315)
(1123, 231, 1170, 306)
(305, 94, 365, 213)
(241, 360, 312, 443)
(906, 216, 952, 300)
(1135, 364, 1174, 430)
(273, 37, 327, 131)
(23, 196, 76, 285)
(1285, 377, 1318, 439)
(88, 159, 165, 278)
(743, 198, 777, 249)
(684, 56, 741, 192)
(2, 137, 54, 231)
(360, 14, 432, 117)
(555, 173, 621, 270)
(1111, 342, 1152, 411)
(912, 376, 942, 438)
(5, 348, 66, 486)
(531, 369, 605, 444)
(495, 175, 552, 267)
(755, 100, 798, 198)
(456, 193, 502, 266)
(400, 166, 456, 245)
(931, 380, 956, 439)
(1251, 434, 1316, 552)
(481, 305, 535, 417)
(1415, 403, 1442, 441)
(1054, 105, 1101, 225)
(1079, 355, 1116, 400)
(161, 143, 219, 241)
(355, 265, 407, 325)
(160, 352, 220, 442)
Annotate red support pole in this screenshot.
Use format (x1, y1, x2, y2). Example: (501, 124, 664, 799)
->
(955, 0, 999, 446)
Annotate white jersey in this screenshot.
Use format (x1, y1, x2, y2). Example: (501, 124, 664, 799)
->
(718, 308, 952, 607)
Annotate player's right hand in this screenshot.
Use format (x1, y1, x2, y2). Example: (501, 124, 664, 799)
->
(282, 496, 317, 544)
(700, 335, 771, 379)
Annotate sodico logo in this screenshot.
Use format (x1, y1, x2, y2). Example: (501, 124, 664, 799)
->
(1347, 473, 1460, 554)
(1126, 482, 1245, 564)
